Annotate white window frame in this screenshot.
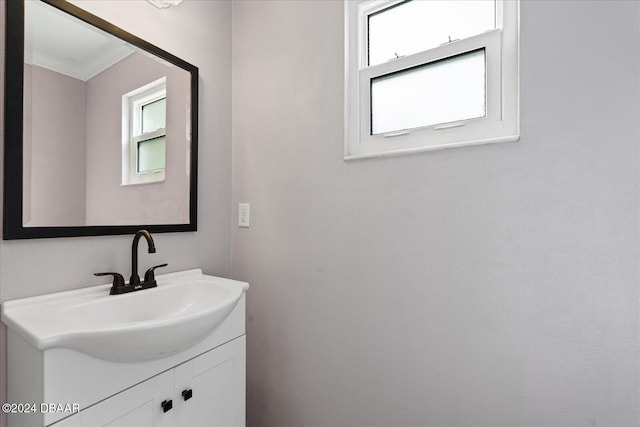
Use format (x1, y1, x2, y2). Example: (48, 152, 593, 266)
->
(344, 0, 519, 160)
(121, 77, 167, 186)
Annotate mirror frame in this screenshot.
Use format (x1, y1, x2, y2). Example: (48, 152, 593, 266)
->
(3, 0, 198, 239)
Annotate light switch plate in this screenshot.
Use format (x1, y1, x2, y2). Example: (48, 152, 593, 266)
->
(238, 203, 250, 228)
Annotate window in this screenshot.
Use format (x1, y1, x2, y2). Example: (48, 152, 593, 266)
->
(122, 77, 167, 185)
(344, 0, 519, 159)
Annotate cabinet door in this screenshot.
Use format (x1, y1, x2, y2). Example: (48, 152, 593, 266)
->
(54, 370, 174, 427)
(174, 336, 246, 427)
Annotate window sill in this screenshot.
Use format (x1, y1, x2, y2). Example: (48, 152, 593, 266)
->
(343, 134, 520, 161)
(121, 172, 166, 186)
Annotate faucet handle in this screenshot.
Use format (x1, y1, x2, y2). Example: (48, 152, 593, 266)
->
(94, 272, 125, 288)
(144, 263, 168, 283)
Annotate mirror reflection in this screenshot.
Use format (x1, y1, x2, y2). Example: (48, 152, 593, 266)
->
(22, 0, 193, 228)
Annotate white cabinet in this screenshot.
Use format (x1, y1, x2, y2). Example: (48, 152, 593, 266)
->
(173, 336, 246, 427)
(55, 336, 245, 427)
(174, 336, 246, 427)
(54, 370, 174, 427)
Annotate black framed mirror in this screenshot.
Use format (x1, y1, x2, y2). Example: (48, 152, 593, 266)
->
(4, 0, 198, 239)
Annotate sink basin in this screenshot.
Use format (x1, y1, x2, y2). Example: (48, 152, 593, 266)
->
(0, 269, 249, 363)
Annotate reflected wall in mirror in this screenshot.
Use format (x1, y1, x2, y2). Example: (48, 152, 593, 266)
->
(4, 0, 198, 239)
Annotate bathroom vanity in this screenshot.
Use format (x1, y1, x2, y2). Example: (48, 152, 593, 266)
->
(1, 269, 248, 427)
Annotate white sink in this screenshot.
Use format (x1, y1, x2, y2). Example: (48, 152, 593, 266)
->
(0, 269, 249, 363)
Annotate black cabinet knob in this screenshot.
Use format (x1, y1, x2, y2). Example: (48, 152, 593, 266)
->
(161, 399, 173, 413)
(182, 389, 193, 401)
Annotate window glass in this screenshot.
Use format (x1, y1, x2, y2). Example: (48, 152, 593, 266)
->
(370, 48, 485, 135)
(137, 136, 166, 172)
(368, 0, 495, 66)
(141, 97, 166, 134)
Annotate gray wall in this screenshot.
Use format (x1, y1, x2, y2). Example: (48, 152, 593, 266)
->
(0, 1, 232, 426)
(24, 64, 86, 227)
(232, 1, 640, 426)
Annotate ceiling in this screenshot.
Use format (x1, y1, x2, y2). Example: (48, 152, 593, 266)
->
(24, 1, 135, 81)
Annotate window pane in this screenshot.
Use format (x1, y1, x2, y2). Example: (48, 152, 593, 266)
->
(138, 136, 166, 172)
(371, 49, 485, 135)
(141, 98, 166, 134)
(368, 0, 495, 66)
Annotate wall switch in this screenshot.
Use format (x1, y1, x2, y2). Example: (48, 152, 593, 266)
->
(238, 203, 250, 228)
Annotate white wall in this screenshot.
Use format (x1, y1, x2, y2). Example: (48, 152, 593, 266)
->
(0, 1, 232, 426)
(232, 1, 640, 426)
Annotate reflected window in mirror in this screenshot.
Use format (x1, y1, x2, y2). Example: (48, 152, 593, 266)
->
(138, 98, 167, 173)
(123, 77, 167, 185)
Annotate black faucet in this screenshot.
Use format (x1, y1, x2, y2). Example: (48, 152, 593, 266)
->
(130, 230, 156, 286)
(95, 230, 167, 295)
